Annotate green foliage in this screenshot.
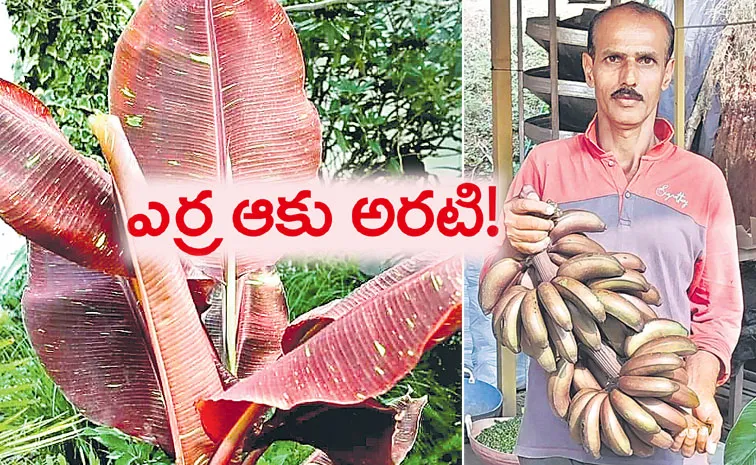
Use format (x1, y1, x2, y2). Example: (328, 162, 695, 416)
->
(83, 427, 171, 465)
(725, 397, 756, 465)
(474, 416, 522, 454)
(257, 441, 315, 465)
(6, 0, 134, 166)
(288, 0, 461, 177)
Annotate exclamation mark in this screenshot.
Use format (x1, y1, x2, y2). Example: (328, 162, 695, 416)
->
(487, 185, 499, 237)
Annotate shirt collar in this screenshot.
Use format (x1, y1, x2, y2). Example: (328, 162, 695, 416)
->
(580, 115, 676, 161)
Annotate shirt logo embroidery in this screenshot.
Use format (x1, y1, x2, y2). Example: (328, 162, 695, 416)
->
(656, 184, 689, 209)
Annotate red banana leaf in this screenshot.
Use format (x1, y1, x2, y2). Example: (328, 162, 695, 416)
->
(197, 255, 463, 440)
(107, 0, 324, 377)
(23, 244, 172, 453)
(0, 79, 128, 276)
(91, 114, 225, 464)
(281, 254, 444, 353)
(109, 0, 321, 280)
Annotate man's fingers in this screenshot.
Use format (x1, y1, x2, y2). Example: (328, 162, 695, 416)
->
(511, 236, 550, 255)
(509, 198, 556, 217)
(695, 426, 709, 454)
(508, 228, 549, 244)
(505, 213, 554, 232)
(670, 430, 685, 453)
(520, 184, 540, 201)
(681, 428, 698, 458)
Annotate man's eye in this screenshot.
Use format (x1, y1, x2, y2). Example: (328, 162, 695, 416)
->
(640, 57, 655, 65)
(606, 55, 620, 63)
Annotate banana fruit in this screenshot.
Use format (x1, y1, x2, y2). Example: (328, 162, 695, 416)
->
(479, 203, 708, 459)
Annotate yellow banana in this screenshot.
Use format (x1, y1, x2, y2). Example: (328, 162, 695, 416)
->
(630, 284, 662, 307)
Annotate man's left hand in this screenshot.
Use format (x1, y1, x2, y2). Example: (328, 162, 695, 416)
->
(669, 350, 723, 459)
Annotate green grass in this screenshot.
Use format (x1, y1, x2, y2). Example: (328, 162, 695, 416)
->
(0, 251, 460, 464)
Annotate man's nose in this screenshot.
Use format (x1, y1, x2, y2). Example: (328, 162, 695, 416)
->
(620, 60, 639, 87)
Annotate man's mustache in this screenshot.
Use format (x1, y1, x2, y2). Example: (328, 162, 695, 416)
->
(612, 87, 643, 101)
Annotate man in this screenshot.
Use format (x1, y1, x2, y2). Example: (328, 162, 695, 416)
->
(497, 2, 744, 464)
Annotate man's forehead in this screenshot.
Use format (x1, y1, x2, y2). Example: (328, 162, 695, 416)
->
(593, 9, 669, 54)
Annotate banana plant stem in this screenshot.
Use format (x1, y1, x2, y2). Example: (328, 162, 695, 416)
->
(209, 403, 267, 465)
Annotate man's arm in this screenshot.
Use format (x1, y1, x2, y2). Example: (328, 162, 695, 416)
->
(671, 171, 743, 457)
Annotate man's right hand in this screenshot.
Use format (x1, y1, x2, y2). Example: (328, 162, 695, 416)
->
(502, 185, 556, 255)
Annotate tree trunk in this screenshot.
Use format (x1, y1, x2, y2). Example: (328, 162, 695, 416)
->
(712, 97, 756, 228)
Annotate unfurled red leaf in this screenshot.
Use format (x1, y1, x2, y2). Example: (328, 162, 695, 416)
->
(251, 395, 426, 465)
(109, 0, 322, 280)
(281, 255, 440, 353)
(235, 268, 289, 378)
(196, 256, 462, 440)
(91, 114, 225, 464)
(0, 79, 128, 276)
(23, 244, 172, 452)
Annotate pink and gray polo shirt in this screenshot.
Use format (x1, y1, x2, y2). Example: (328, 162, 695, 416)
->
(505, 118, 743, 464)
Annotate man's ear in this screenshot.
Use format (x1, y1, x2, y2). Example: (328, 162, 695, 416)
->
(582, 52, 595, 88)
(661, 57, 675, 90)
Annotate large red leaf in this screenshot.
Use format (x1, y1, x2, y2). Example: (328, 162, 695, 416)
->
(235, 268, 289, 378)
(196, 255, 463, 440)
(281, 255, 443, 353)
(23, 244, 172, 453)
(109, 0, 322, 279)
(91, 115, 225, 464)
(0, 79, 128, 276)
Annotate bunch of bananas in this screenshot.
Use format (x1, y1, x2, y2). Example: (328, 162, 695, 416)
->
(480, 208, 707, 459)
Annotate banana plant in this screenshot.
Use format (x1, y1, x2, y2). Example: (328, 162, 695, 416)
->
(0, 0, 463, 463)
(725, 396, 756, 465)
